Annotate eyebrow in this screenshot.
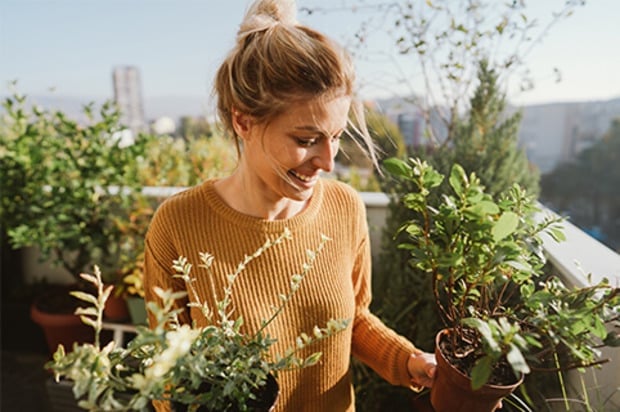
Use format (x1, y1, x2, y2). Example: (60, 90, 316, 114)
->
(293, 125, 345, 136)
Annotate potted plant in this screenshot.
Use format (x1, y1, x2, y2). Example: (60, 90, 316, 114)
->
(103, 196, 156, 324)
(122, 253, 148, 326)
(0, 89, 154, 353)
(384, 157, 619, 412)
(46, 229, 350, 411)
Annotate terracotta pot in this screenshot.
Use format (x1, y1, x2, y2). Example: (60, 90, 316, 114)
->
(103, 289, 130, 322)
(30, 301, 94, 355)
(430, 329, 523, 412)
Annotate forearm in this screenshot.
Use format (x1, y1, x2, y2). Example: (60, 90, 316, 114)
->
(351, 309, 419, 387)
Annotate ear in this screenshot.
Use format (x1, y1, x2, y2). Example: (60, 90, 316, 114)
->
(231, 109, 253, 139)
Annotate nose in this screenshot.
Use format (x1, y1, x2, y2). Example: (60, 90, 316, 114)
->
(311, 138, 339, 172)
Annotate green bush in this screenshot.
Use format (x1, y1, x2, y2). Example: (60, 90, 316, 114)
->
(0, 90, 152, 284)
(137, 133, 237, 187)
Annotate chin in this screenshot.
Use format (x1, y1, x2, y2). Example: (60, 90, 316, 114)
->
(284, 185, 314, 202)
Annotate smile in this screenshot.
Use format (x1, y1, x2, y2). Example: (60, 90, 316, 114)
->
(289, 170, 316, 183)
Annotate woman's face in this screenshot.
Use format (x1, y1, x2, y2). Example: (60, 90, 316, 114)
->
(240, 95, 351, 202)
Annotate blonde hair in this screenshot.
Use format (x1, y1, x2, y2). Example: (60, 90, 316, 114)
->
(214, 0, 378, 167)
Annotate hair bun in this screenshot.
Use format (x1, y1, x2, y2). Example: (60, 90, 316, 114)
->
(238, 0, 298, 38)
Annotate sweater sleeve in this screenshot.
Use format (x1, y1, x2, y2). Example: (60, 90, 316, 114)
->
(350, 216, 421, 387)
(143, 202, 191, 412)
(143, 201, 191, 328)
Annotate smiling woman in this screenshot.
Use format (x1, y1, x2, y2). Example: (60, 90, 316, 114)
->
(222, 96, 350, 218)
(142, 0, 437, 411)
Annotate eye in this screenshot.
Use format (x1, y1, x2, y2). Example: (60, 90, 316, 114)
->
(295, 137, 318, 147)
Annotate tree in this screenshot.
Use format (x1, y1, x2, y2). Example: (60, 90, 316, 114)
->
(432, 60, 540, 198)
(304, 0, 584, 147)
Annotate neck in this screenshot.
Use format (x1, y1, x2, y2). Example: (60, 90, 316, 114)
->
(214, 173, 309, 220)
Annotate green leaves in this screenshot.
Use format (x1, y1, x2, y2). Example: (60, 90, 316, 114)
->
(383, 157, 411, 178)
(384, 157, 444, 191)
(1, 91, 155, 278)
(384, 157, 618, 391)
(492, 211, 519, 241)
(462, 318, 499, 354)
(470, 356, 494, 390)
(46, 230, 350, 411)
(448, 163, 468, 196)
(464, 200, 499, 218)
(462, 317, 530, 389)
(547, 225, 566, 242)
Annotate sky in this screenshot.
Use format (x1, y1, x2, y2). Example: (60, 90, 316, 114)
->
(1, 0, 619, 111)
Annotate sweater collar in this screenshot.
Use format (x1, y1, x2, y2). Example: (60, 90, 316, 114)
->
(201, 178, 324, 234)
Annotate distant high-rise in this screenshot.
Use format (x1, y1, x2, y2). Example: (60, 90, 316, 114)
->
(397, 112, 422, 148)
(112, 66, 145, 134)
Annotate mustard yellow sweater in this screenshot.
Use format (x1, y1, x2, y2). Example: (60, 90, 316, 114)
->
(144, 178, 419, 411)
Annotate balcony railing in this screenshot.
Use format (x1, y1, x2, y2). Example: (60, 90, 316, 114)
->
(534, 203, 620, 410)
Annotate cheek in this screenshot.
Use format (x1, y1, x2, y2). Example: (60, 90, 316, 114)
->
(270, 142, 308, 165)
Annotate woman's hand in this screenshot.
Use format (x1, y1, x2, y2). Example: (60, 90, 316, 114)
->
(408, 354, 503, 409)
(407, 352, 437, 390)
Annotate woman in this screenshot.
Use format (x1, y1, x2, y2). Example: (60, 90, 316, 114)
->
(143, 0, 436, 410)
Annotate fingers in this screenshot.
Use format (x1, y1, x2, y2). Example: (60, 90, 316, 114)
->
(408, 352, 438, 388)
(426, 363, 436, 379)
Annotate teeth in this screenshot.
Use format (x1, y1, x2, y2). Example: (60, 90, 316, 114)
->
(291, 170, 313, 182)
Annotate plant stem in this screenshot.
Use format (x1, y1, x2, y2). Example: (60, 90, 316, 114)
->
(554, 352, 570, 411)
(579, 373, 592, 412)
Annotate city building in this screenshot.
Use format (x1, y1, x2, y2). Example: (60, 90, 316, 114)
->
(112, 66, 146, 135)
(376, 95, 620, 174)
(517, 98, 620, 174)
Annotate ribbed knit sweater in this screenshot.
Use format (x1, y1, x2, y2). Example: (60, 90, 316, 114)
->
(144, 178, 419, 411)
